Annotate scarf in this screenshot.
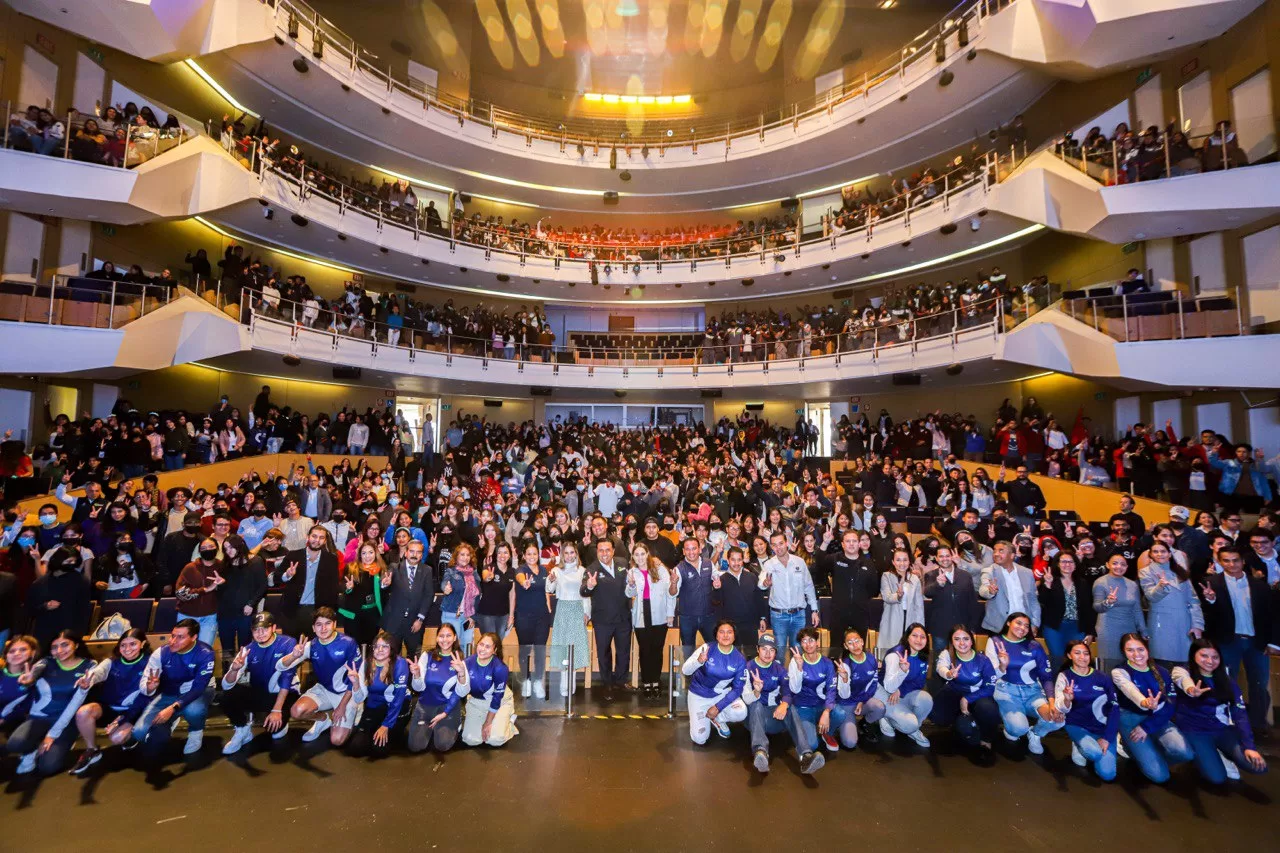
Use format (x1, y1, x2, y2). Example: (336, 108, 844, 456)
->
(457, 564, 480, 619)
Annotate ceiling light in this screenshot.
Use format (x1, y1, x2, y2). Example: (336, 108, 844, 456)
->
(878, 0, 898, 9)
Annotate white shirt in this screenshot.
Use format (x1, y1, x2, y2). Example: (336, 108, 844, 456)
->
(758, 554, 817, 611)
(996, 563, 1024, 604)
(1224, 573, 1254, 636)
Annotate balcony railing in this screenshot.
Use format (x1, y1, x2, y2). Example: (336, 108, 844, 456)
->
(1051, 124, 1261, 186)
(0, 277, 174, 329)
(265, 0, 1010, 152)
(1055, 286, 1247, 341)
(2, 100, 202, 169)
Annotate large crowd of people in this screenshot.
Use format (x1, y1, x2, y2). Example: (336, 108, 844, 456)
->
(1056, 119, 1252, 182)
(0, 392, 1276, 786)
(7, 102, 187, 167)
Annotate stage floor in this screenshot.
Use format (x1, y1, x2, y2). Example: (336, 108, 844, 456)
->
(5, 710, 1277, 853)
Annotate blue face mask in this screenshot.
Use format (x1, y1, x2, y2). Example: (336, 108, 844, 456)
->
(17, 536, 35, 548)
(278, 483, 288, 492)
(39, 514, 57, 526)
(388, 497, 400, 507)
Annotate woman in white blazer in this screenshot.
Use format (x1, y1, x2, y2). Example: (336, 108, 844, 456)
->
(626, 543, 679, 691)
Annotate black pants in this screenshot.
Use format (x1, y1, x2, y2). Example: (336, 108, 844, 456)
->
(386, 625, 425, 659)
(406, 701, 461, 753)
(635, 599, 666, 685)
(593, 620, 632, 686)
(931, 691, 1001, 747)
(5, 718, 75, 776)
(221, 684, 297, 728)
(345, 709, 405, 758)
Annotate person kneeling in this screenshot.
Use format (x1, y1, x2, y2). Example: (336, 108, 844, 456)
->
(459, 632, 518, 747)
(682, 620, 750, 745)
(220, 613, 300, 755)
(407, 623, 467, 753)
(933, 626, 1001, 751)
(281, 607, 362, 748)
(346, 630, 410, 758)
(829, 628, 886, 751)
(134, 620, 216, 760)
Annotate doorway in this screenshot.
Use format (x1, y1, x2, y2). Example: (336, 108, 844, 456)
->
(396, 395, 440, 453)
(805, 402, 832, 456)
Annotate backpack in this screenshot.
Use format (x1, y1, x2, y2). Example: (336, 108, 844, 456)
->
(90, 612, 132, 641)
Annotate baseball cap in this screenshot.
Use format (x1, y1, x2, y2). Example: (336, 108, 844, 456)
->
(757, 632, 778, 650)
(1169, 505, 1190, 522)
(251, 612, 276, 630)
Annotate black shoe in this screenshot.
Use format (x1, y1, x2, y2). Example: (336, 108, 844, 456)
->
(121, 737, 139, 751)
(69, 748, 102, 776)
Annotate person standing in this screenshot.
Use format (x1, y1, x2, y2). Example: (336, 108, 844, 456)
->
(758, 531, 819, 654)
(1092, 555, 1147, 670)
(1139, 541, 1205, 669)
(1199, 546, 1275, 737)
(270, 526, 340, 636)
(824, 530, 879, 642)
(711, 547, 766, 653)
(674, 537, 716, 661)
(546, 542, 589, 697)
(922, 545, 980, 655)
(380, 539, 434, 658)
(513, 543, 552, 700)
(627, 543, 677, 693)
(580, 539, 633, 697)
(174, 538, 226, 648)
(979, 541, 1041, 635)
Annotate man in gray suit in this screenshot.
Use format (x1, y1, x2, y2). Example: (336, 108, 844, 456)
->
(380, 540, 434, 657)
(978, 541, 1040, 634)
(298, 474, 333, 524)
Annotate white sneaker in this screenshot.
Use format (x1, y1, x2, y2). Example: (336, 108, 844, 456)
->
(1003, 729, 1020, 742)
(879, 717, 896, 738)
(16, 753, 36, 774)
(272, 724, 289, 740)
(1026, 732, 1044, 755)
(907, 729, 931, 748)
(222, 726, 254, 755)
(183, 730, 204, 756)
(1221, 752, 1241, 781)
(1071, 743, 1087, 767)
(560, 674, 570, 697)
(521, 680, 533, 698)
(532, 680, 546, 700)
(302, 717, 332, 743)
(1116, 739, 1129, 759)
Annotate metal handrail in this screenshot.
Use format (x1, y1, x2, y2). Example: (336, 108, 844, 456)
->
(267, 0, 1001, 151)
(1053, 288, 1247, 341)
(2, 99, 201, 169)
(1052, 126, 1249, 186)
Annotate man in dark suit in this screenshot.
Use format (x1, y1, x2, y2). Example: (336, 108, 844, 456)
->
(580, 539, 632, 697)
(824, 530, 879, 641)
(1200, 546, 1276, 736)
(381, 539, 434, 657)
(922, 544, 981, 655)
(268, 525, 340, 636)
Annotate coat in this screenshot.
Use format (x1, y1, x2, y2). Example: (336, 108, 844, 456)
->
(1091, 575, 1146, 663)
(580, 559, 633, 625)
(979, 563, 1040, 632)
(1138, 563, 1204, 662)
(625, 565, 678, 629)
(380, 558, 435, 637)
(922, 567, 981, 639)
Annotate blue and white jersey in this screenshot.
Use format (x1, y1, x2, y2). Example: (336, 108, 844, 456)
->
(358, 657, 410, 728)
(297, 634, 362, 694)
(986, 636, 1053, 692)
(85, 654, 150, 716)
(787, 655, 836, 709)
(835, 652, 880, 706)
(0, 667, 33, 723)
(1055, 668, 1119, 742)
(744, 659, 790, 708)
(464, 656, 510, 712)
(1110, 662, 1177, 734)
(29, 657, 94, 741)
(144, 642, 216, 707)
(1171, 667, 1255, 750)
(412, 653, 465, 714)
(881, 646, 929, 696)
(685, 644, 748, 711)
(936, 650, 997, 701)
(226, 635, 299, 694)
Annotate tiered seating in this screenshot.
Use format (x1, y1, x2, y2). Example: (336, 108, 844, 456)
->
(1060, 288, 1240, 339)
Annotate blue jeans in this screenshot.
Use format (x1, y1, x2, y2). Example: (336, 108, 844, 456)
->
(178, 612, 218, 647)
(442, 612, 474, 654)
(769, 609, 806, 656)
(1184, 728, 1267, 785)
(135, 693, 208, 756)
(830, 699, 885, 748)
(163, 452, 185, 471)
(265, 437, 284, 454)
(1041, 619, 1083, 662)
(1217, 636, 1272, 733)
(1117, 709, 1192, 783)
(748, 700, 804, 754)
(680, 614, 717, 658)
(994, 682, 1065, 739)
(789, 704, 827, 754)
(1065, 724, 1117, 781)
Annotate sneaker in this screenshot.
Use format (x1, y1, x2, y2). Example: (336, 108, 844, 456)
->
(1221, 752, 1241, 781)
(121, 736, 139, 751)
(1071, 743, 1087, 767)
(1026, 732, 1043, 755)
(560, 675, 570, 698)
(907, 729, 931, 748)
(69, 748, 102, 776)
(183, 730, 204, 756)
(753, 749, 770, 773)
(879, 717, 896, 738)
(532, 680, 546, 700)
(1116, 739, 1129, 759)
(714, 720, 731, 739)
(799, 751, 826, 775)
(271, 724, 289, 740)
(16, 753, 37, 774)
(521, 680, 533, 698)
(822, 732, 840, 752)
(222, 726, 255, 755)
(302, 717, 332, 743)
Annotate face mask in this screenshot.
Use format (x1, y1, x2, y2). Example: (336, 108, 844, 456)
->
(39, 514, 57, 526)
(1044, 545, 1059, 558)
(17, 536, 35, 548)
(184, 526, 201, 535)
(576, 484, 584, 491)
(332, 514, 346, 523)
(278, 484, 288, 492)
(199, 548, 218, 560)
(115, 542, 132, 552)
(388, 497, 400, 507)
(253, 508, 266, 517)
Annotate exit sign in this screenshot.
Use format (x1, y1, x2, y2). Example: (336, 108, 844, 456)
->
(1135, 67, 1153, 85)
(86, 46, 105, 64)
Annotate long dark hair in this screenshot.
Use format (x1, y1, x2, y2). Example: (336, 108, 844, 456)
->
(111, 627, 150, 662)
(1185, 637, 1233, 705)
(49, 628, 91, 661)
(1118, 632, 1165, 693)
(365, 629, 400, 685)
(896, 622, 929, 658)
(1057, 638, 1093, 674)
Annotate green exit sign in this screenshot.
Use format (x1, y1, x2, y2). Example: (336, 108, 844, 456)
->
(99, 224, 116, 237)
(1136, 67, 1153, 85)
(86, 46, 105, 65)
(440, 403, 451, 411)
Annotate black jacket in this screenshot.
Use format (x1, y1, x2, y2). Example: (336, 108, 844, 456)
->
(711, 568, 767, 629)
(580, 559, 632, 625)
(270, 548, 341, 615)
(923, 567, 982, 637)
(218, 556, 269, 616)
(1201, 573, 1276, 651)
(1037, 572, 1097, 636)
(825, 552, 879, 633)
(26, 568, 93, 647)
(380, 558, 435, 636)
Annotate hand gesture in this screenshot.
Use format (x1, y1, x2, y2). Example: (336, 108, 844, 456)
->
(945, 658, 961, 680)
(145, 668, 161, 693)
(209, 570, 225, 588)
(409, 658, 422, 681)
(1199, 581, 1215, 603)
(837, 660, 850, 683)
(88, 505, 101, 520)
(1185, 679, 1212, 698)
(345, 574, 355, 592)
(283, 560, 299, 581)
(762, 571, 774, 589)
(233, 644, 250, 670)
(442, 580, 454, 595)
(751, 670, 764, 694)
(936, 569, 948, 587)
(995, 639, 1009, 672)
(697, 643, 710, 664)
(1105, 585, 1118, 605)
(586, 571, 598, 590)
(1042, 571, 1053, 589)
(791, 647, 803, 667)
(898, 650, 910, 672)
(450, 650, 467, 676)
(1061, 678, 1075, 704)
(711, 571, 722, 590)
(345, 662, 360, 685)
(1140, 689, 1161, 710)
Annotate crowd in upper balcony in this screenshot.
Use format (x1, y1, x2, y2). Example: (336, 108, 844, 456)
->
(1057, 119, 1250, 183)
(6, 102, 185, 167)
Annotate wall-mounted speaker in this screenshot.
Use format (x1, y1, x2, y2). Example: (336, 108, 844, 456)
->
(701, 389, 723, 398)
(603, 191, 619, 205)
(290, 214, 309, 227)
(745, 403, 765, 412)
(530, 387, 554, 397)
(939, 70, 954, 86)
(780, 198, 800, 212)
(945, 363, 964, 376)
(939, 222, 958, 235)
(332, 366, 362, 380)
(483, 400, 503, 408)
(891, 372, 922, 386)
(282, 354, 301, 367)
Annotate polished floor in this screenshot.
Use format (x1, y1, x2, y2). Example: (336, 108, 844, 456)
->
(4, 699, 1277, 853)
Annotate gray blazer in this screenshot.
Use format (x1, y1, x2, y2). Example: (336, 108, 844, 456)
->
(299, 487, 333, 523)
(979, 562, 1041, 633)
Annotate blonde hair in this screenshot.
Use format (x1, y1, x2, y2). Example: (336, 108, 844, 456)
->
(631, 543, 663, 582)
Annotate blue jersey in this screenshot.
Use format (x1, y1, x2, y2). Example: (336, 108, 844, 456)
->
(835, 652, 879, 706)
(0, 667, 33, 723)
(745, 659, 790, 708)
(464, 656, 510, 712)
(1056, 668, 1120, 742)
(1110, 662, 1176, 733)
(986, 636, 1053, 692)
(413, 653, 465, 714)
(1172, 667, 1254, 749)
(145, 642, 216, 708)
(29, 657, 94, 740)
(788, 655, 836, 709)
(228, 635, 299, 695)
(304, 634, 362, 694)
(883, 646, 929, 696)
(937, 650, 997, 700)
(90, 654, 149, 717)
(359, 656, 410, 728)
(687, 645, 747, 711)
